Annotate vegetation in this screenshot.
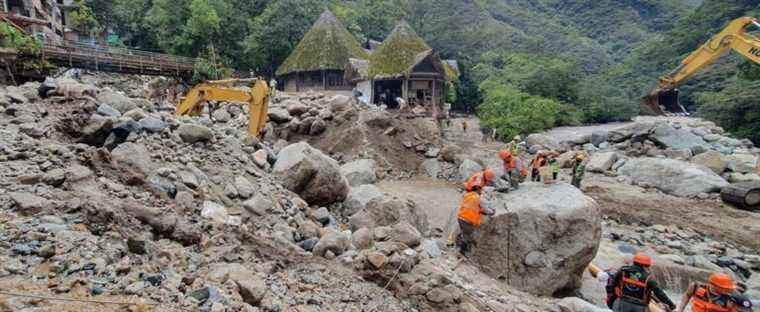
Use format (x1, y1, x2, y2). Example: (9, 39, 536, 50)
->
(81, 0, 760, 142)
(275, 10, 368, 76)
(0, 23, 41, 54)
(368, 21, 430, 77)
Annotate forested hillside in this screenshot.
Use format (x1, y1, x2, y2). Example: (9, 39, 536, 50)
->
(80, 0, 759, 141)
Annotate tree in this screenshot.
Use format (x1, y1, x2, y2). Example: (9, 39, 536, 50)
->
(477, 83, 561, 139)
(243, 0, 325, 75)
(69, 0, 101, 37)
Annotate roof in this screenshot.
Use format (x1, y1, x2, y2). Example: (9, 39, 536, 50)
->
(367, 20, 433, 78)
(443, 60, 460, 81)
(276, 10, 368, 76)
(345, 58, 369, 82)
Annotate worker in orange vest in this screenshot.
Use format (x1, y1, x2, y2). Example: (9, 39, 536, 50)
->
(500, 150, 521, 189)
(607, 253, 676, 312)
(530, 152, 548, 182)
(464, 169, 497, 192)
(456, 183, 495, 255)
(677, 273, 752, 312)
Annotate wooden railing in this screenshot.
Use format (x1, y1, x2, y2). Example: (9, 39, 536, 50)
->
(37, 38, 198, 77)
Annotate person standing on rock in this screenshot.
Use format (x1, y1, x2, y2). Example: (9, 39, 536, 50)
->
(677, 272, 752, 312)
(571, 153, 587, 189)
(548, 156, 560, 183)
(456, 183, 495, 255)
(530, 152, 548, 182)
(507, 135, 522, 156)
(500, 150, 521, 189)
(607, 253, 677, 312)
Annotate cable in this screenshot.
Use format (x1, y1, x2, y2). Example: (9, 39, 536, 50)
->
(0, 291, 158, 306)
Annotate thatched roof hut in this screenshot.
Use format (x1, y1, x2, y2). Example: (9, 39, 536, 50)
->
(367, 21, 432, 79)
(276, 9, 368, 92)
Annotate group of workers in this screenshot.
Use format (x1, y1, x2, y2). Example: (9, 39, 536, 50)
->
(602, 252, 753, 312)
(455, 135, 588, 254)
(454, 135, 753, 312)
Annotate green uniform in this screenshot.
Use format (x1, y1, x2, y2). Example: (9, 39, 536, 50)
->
(572, 161, 585, 188)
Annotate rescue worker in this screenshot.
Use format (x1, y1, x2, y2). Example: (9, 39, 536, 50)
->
(548, 156, 560, 183)
(507, 135, 522, 156)
(530, 152, 547, 182)
(456, 183, 495, 255)
(677, 273, 753, 312)
(572, 153, 586, 189)
(607, 253, 677, 312)
(500, 150, 521, 189)
(465, 169, 497, 192)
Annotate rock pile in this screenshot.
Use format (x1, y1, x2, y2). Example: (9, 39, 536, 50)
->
(539, 119, 759, 198)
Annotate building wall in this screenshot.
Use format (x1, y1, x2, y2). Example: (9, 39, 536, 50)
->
(280, 70, 354, 93)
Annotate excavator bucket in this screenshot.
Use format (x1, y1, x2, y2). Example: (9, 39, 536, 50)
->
(641, 88, 687, 116)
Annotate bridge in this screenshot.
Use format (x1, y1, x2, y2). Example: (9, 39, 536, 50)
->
(34, 38, 198, 77)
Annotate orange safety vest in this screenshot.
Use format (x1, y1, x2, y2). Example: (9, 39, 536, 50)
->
(692, 285, 733, 312)
(458, 192, 482, 227)
(503, 156, 516, 171)
(531, 156, 545, 169)
(465, 172, 488, 192)
(614, 269, 651, 305)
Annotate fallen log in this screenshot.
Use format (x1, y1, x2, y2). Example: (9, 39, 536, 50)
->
(721, 182, 760, 210)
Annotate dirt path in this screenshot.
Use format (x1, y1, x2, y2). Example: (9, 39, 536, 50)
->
(585, 174, 760, 249)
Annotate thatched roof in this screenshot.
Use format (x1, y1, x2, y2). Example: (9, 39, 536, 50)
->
(276, 10, 368, 76)
(368, 20, 433, 78)
(345, 58, 369, 82)
(443, 60, 460, 81)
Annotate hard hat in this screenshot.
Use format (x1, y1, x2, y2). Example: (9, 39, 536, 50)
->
(484, 169, 496, 181)
(708, 273, 736, 292)
(633, 253, 652, 267)
(576, 153, 586, 161)
(499, 150, 512, 160)
(513, 135, 522, 141)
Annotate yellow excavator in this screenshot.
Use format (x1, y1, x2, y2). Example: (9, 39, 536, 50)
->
(643, 16, 760, 115)
(176, 78, 270, 137)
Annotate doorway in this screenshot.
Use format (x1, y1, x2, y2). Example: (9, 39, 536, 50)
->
(374, 80, 402, 109)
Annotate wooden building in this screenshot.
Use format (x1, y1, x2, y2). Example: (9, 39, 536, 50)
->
(346, 21, 456, 117)
(275, 10, 368, 93)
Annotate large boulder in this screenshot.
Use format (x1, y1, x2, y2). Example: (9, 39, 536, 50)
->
(267, 108, 292, 123)
(97, 90, 136, 113)
(691, 150, 727, 174)
(110, 143, 154, 184)
(650, 123, 708, 152)
(526, 133, 559, 150)
(177, 124, 213, 143)
(340, 159, 377, 187)
(343, 184, 384, 216)
(272, 142, 349, 206)
(608, 122, 656, 143)
(349, 197, 428, 234)
(618, 158, 729, 197)
(725, 153, 758, 174)
(591, 130, 609, 147)
(458, 159, 482, 182)
(471, 183, 601, 297)
(586, 152, 618, 173)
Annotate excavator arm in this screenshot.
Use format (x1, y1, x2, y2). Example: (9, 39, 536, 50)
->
(176, 78, 270, 137)
(643, 17, 760, 115)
